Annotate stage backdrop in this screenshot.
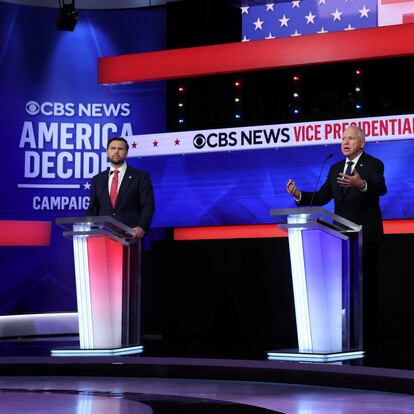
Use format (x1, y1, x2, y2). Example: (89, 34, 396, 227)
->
(0, 2, 413, 317)
(132, 113, 414, 227)
(0, 3, 166, 315)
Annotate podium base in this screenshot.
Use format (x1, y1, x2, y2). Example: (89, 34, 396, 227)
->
(51, 345, 144, 357)
(267, 348, 364, 363)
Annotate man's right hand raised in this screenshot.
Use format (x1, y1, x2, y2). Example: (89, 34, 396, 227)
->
(286, 179, 301, 199)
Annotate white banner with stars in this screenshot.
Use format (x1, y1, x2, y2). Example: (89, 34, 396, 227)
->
(127, 113, 414, 157)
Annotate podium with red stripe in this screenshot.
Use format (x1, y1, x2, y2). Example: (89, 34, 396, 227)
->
(53, 216, 142, 356)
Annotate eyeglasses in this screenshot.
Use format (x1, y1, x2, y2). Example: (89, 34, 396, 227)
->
(342, 136, 361, 142)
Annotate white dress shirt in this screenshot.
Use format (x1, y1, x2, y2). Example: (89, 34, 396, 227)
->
(108, 162, 127, 194)
(343, 151, 363, 174)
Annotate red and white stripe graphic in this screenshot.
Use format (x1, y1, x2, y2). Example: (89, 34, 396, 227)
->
(378, 0, 414, 25)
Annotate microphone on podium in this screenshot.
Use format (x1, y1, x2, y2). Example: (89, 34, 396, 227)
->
(310, 153, 333, 207)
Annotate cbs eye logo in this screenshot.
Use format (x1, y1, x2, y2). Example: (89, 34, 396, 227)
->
(193, 134, 206, 149)
(26, 101, 40, 115)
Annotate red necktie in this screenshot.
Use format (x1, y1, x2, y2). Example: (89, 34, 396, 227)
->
(110, 170, 119, 208)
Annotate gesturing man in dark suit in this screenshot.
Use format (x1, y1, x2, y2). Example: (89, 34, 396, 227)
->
(286, 126, 387, 244)
(87, 137, 155, 239)
(286, 125, 387, 348)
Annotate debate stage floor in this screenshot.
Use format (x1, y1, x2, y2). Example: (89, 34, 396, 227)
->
(1, 376, 414, 414)
(0, 336, 413, 413)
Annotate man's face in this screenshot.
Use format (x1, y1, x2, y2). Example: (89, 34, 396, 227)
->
(341, 127, 364, 160)
(107, 140, 128, 166)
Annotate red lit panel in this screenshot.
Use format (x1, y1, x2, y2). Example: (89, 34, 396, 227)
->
(174, 224, 287, 240)
(87, 237, 124, 347)
(99, 24, 414, 84)
(383, 219, 414, 234)
(403, 14, 414, 23)
(0, 220, 51, 246)
(174, 220, 414, 240)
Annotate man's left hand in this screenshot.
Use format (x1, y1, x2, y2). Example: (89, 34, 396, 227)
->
(337, 170, 364, 188)
(132, 226, 145, 239)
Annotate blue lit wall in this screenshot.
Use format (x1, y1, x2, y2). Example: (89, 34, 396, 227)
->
(0, 3, 166, 314)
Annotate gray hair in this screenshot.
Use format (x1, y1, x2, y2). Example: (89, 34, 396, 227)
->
(352, 126, 366, 140)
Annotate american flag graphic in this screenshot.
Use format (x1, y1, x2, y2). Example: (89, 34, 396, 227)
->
(241, 0, 414, 41)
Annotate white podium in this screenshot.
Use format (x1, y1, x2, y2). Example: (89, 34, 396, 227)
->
(268, 207, 364, 362)
(53, 216, 143, 356)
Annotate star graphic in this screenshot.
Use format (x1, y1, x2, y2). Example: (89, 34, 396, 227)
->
(265, 32, 275, 39)
(291, 29, 302, 36)
(242, 35, 250, 42)
(317, 26, 328, 33)
(131, 142, 137, 149)
(266, 3, 275, 11)
(331, 8, 343, 21)
(253, 17, 264, 30)
(83, 182, 91, 190)
(279, 14, 290, 27)
(241, 6, 249, 14)
(344, 24, 355, 30)
(305, 11, 316, 24)
(174, 138, 180, 145)
(359, 5, 370, 18)
(292, 0, 301, 8)
(153, 140, 159, 147)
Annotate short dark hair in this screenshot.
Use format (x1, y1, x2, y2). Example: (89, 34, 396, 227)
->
(107, 137, 129, 151)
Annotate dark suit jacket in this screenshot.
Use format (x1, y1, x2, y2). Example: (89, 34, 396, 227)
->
(298, 152, 387, 244)
(86, 164, 155, 231)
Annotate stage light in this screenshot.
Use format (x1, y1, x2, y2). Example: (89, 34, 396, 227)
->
(57, 1, 78, 32)
(293, 92, 299, 98)
(293, 75, 300, 81)
(178, 118, 185, 124)
(355, 87, 361, 92)
(234, 81, 241, 87)
(355, 69, 362, 76)
(178, 102, 184, 107)
(235, 97, 240, 102)
(355, 104, 362, 110)
(178, 86, 185, 92)
(235, 113, 241, 119)
(293, 108, 300, 115)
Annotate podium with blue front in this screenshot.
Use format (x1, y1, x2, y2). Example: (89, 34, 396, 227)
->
(53, 216, 142, 356)
(268, 207, 364, 363)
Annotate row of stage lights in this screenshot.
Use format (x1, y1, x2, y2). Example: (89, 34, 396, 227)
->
(175, 68, 364, 125)
(291, 74, 301, 116)
(290, 68, 363, 116)
(354, 68, 363, 111)
(177, 86, 185, 124)
(176, 81, 243, 125)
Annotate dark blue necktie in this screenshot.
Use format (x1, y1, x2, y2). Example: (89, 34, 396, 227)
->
(341, 161, 354, 195)
(345, 161, 354, 176)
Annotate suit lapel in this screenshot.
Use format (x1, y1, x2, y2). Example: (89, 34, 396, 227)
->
(100, 169, 112, 207)
(354, 152, 366, 175)
(341, 152, 366, 200)
(339, 159, 352, 200)
(335, 161, 346, 198)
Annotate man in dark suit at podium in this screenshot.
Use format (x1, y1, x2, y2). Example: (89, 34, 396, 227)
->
(87, 136, 155, 239)
(286, 125, 387, 349)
